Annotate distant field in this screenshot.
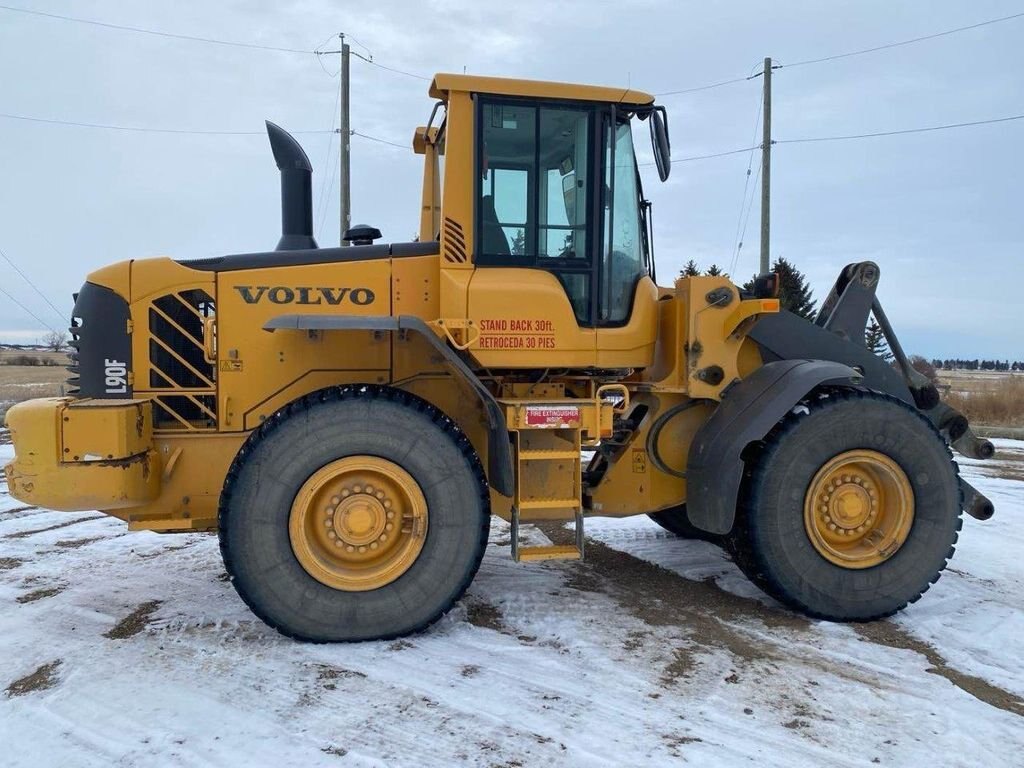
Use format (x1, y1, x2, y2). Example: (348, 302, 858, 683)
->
(0, 348, 1017, 428)
(0, 350, 68, 414)
(0, 349, 68, 366)
(941, 371, 1024, 430)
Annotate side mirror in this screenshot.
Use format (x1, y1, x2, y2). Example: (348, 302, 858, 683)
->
(650, 108, 671, 182)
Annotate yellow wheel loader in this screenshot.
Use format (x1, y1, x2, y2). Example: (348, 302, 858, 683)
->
(4, 74, 996, 642)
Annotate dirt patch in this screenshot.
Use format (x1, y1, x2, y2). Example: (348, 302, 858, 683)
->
(855, 623, 1024, 717)
(16, 585, 65, 604)
(660, 646, 696, 686)
(4, 515, 104, 540)
(0, 505, 39, 517)
(623, 630, 649, 652)
(315, 664, 366, 690)
(54, 536, 107, 550)
(543, 525, 808, 671)
(973, 464, 1024, 483)
(320, 745, 348, 758)
(105, 600, 162, 639)
(461, 664, 480, 678)
(465, 598, 514, 635)
(662, 733, 702, 757)
(5, 660, 62, 697)
(0, 556, 24, 570)
(133, 540, 199, 559)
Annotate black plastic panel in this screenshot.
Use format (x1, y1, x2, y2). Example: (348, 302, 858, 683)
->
(69, 282, 132, 398)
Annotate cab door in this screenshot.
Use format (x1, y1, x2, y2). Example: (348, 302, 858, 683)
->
(594, 113, 659, 369)
(466, 98, 597, 369)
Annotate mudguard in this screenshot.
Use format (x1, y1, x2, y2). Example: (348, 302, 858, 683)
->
(686, 359, 862, 535)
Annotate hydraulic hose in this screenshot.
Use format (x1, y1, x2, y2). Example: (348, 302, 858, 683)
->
(645, 400, 707, 479)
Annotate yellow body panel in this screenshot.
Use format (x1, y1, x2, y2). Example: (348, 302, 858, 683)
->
(430, 73, 654, 106)
(594, 277, 660, 369)
(85, 259, 131, 297)
(59, 398, 152, 461)
(5, 398, 160, 512)
(214, 260, 392, 428)
(466, 268, 595, 367)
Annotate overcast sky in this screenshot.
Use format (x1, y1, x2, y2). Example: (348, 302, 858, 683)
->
(0, 0, 1021, 358)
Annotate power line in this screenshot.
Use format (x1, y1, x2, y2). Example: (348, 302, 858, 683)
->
(775, 113, 1024, 144)
(0, 112, 331, 135)
(784, 11, 1024, 68)
(656, 11, 1024, 97)
(314, 80, 342, 238)
(735, 159, 763, 277)
(0, 247, 66, 324)
(0, 281, 59, 335)
(638, 111, 1024, 167)
(363, 58, 431, 82)
(728, 97, 763, 276)
(657, 75, 751, 97)
(351, 130, 407, 149)
(639, 145, 759, 167)
(317, 145, 340, 238)
(0, 3, 313, 54)
(315, 47, 429, 82)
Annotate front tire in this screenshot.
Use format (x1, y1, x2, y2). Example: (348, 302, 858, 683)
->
(730, 390, 961, 621)
(219, 387, 489, 642)
(648, 504, 721, 544)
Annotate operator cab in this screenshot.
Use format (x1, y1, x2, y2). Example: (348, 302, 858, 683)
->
(423, 74, 672, 371)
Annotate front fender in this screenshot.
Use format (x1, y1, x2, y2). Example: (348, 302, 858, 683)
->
(686, 359, 862, 535)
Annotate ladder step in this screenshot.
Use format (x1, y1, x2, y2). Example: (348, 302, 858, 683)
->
(515, 545, 582, 562)
(518, 498, 579, 510)
(518, 449, 580, 460)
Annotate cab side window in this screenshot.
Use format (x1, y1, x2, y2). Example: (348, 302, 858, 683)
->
(478, 101, 593, 323)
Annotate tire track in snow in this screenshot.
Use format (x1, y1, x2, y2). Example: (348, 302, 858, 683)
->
(557, 526, 1024, 718)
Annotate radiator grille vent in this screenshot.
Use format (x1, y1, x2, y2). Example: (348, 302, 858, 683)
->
(145, 289, 216, 430)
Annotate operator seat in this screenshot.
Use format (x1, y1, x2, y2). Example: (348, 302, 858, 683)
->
(480, 194, 511, 257)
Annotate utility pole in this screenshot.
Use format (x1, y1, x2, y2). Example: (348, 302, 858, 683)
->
(339, 33, 351, 246)
(759, 56, 772, 275)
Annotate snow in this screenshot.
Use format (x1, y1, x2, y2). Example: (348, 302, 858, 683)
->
(1, 441, 1022, 767)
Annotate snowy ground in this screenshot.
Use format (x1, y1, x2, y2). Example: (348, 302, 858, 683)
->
(1, 440, 1022, 767)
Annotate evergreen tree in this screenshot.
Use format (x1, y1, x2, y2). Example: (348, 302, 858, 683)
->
(680, 259, 701, 278)
(864, 319, 894, 363)
(510, 228, 526, 256)
(705, 264, 724, 277)
(773, 257, 817, 320)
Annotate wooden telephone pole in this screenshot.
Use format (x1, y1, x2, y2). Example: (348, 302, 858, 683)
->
(759, 57, 772, 275)
(339, 34, 351, 246)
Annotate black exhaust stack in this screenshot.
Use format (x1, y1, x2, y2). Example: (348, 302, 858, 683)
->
(266, 121, 318, 251)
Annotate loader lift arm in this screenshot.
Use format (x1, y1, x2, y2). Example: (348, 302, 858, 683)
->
(687, 261, 995, 536)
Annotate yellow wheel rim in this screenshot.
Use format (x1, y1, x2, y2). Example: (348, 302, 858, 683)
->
(804, 449, 914, 569)
(289, 456, 428, 591)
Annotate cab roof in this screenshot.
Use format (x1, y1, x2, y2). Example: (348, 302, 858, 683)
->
(429, 73, 655, 106)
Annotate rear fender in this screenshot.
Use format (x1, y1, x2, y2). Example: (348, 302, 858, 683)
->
(686, 359, 862, 535)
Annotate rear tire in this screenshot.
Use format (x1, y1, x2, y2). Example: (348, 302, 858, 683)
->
(729, 389, 961, 621)
(218, 387, 489, 642)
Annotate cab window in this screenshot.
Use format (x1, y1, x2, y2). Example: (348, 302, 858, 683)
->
(477, 100, 593, 323)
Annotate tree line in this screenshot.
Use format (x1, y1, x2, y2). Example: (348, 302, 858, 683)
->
(930, 359, 1024, 372)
